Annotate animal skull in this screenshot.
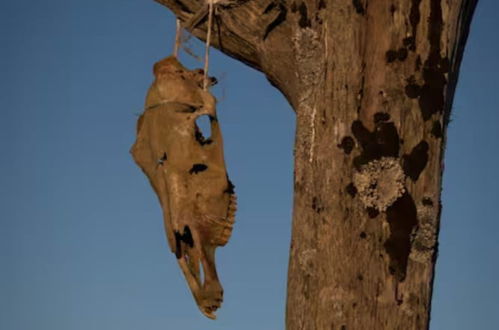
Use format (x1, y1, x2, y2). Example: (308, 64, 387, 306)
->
(130, 56, 236, 319)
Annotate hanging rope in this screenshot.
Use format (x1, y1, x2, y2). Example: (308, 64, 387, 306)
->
(173, 19, 182, 58)
(172, 1, 215, 90)
(203, 0, 215, 91)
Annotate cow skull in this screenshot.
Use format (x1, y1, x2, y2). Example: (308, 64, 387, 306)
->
(131, 56, 236, 319)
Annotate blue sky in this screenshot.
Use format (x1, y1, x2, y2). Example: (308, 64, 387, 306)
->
(0, 1, 497, 329)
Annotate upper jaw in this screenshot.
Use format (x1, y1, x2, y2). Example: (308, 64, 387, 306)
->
(176, 190, 237, 319)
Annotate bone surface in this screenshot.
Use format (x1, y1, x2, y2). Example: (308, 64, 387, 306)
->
(131, 56, 236, 319)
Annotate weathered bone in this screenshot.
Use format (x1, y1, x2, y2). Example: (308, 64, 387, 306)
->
(131, 56, 236, 319)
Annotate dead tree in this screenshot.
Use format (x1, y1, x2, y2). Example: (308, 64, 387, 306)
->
(153, 0, 477, 328)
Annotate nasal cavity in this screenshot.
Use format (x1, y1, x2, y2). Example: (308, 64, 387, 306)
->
(195, 115, 212, 144)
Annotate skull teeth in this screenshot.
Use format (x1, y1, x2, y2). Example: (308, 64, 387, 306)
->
(226, 194, 237, 222)
(206, 191, 237, 246)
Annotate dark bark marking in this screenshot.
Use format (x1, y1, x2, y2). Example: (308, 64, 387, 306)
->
(415, 55, 422, 71)
(318, 0, 326, 10)
(359, 232, 367, 239)
(422, 197, 433, 207)
(315, 13, 323, 25)
(298, 2, 311, 28)
(396, 288, 404, 305)
(174, 225, 195, 259)
(397, 48, 408, 61)
(405, 83, 421, 99)
(418, 66, 446, 121)
(390, 4, 396, 15)
(440, 57, 450, 73)
(351, 120, 371, 146)
(403, 141, 429, 181)
(312, 196, 324, 213)
(428, 0, 443, 53)
(385, 193, 418, 281)
(386, 48, 408, 63)
(351, 119, 400, 169)
(189, 163, 208, 174)
(431, 120, 443, 138)
(357, 74, 365, 113)
(404, 75, 423, 99)
(338, 136, 355, 155)
(367, 207, 379, 218)
(408, 0, 422, 51)
(346, 183, 357, 197)
(352, 0, 365, 15)
(386, 50, 398, 63)
(417, 0, 446, 121)
(374, 123, 400, 156)
(403, 36, 415, 48)
(374, 112, 390, 123)
(263, 3, 287, 40)
(263, 2, 276, 14)
(312, 196, 318, 211)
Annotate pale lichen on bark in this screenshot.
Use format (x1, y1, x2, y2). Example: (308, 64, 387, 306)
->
(292, 27, 323, 163)
(353, 157, 406, 212)
(410, 197, 439, 263)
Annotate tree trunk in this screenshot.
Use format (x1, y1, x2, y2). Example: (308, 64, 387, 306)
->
(155, 0, 477, 328)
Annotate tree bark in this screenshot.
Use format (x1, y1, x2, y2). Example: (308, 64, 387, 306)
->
(154, 0, 477, 328)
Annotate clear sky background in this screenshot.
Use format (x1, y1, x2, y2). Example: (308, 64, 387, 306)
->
(1, 1, 497, 329)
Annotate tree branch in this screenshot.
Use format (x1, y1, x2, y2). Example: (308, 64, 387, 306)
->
(155, 0, 271, 69)
(154, 0, 298, 103)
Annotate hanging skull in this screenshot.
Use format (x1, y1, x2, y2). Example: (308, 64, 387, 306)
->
(130, 56, 236, 319)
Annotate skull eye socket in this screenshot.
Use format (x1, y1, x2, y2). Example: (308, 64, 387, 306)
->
(195, 115, 213, 146)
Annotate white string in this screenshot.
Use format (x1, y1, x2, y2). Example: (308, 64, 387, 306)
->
(173, 19, 182, 58)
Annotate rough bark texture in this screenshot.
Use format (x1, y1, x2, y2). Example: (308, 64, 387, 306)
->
(154, 0, 477, 328)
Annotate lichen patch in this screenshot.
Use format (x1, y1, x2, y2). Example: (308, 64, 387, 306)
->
(293, 27, 323, 92)
(353, 157, 406, 212)
(410, 200, 438, 263)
